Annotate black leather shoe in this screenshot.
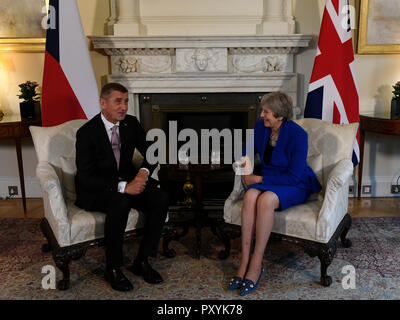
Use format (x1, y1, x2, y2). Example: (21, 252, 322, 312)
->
(104, 268, 134, 292)
(127, 259, 163, 284)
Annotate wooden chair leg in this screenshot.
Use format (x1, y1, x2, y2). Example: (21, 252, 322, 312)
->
(40, 219, 53, 253)
(340, 213, 352, 248)
(53, 249, 72, 290)
(317, 239, 339, 287)
(318, 252, 333, 287)
(162, 224, 177, 258)
(218, 239, 231, 260)
(215, 222, 242, 260)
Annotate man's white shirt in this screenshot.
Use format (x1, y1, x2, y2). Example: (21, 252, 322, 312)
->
(101, 112, 149, 193)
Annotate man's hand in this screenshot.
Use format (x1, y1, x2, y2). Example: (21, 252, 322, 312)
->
(136, 169, 149, 183)
(243, 174, 262, 187)
(124, 170, 149, 195)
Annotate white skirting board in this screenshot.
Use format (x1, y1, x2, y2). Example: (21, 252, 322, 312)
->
(349, 176, 400, 198)
(0, 177, 42, 199)
(0, 176, 399, 199)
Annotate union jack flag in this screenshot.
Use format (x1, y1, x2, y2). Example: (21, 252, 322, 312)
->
(304, 0, 359, 166)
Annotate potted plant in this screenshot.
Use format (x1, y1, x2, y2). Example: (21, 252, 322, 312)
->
(17, 81, 41, 119)
(391, 81, 400, 117)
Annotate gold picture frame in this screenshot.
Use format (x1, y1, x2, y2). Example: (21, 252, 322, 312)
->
(0, 0, 48, 52)
(0, 38, 45, 53)
(357, 0, 400, 54)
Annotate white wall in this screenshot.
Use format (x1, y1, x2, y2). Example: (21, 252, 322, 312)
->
(139, 0, 263, 35)
(0, 0, 399, 198)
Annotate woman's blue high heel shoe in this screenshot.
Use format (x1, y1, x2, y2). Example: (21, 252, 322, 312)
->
(240, 267, 264, 296)
(228, 276, 243, 290)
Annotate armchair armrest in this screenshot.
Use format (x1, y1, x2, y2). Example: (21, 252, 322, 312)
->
(223, 161, 248, 223)
(36, 161, 71, 246)
(231, 160, 249, 196)
(316, 159, 353, 242)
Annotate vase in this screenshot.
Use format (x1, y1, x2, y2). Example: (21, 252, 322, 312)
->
(19, 101, 40, 119)
(391, 99, 400, 117)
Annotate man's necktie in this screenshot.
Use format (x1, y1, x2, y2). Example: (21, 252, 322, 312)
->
(111, 125, 120, 169)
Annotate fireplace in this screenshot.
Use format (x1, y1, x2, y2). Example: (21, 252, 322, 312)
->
(139, 92, 262, 207)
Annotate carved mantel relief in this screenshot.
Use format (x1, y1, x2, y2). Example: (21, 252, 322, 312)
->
(176, 49, 228, 73)
(232, 55, 285, 73)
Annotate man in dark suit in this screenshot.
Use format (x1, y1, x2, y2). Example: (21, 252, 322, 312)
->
(75, 83, 168, 292)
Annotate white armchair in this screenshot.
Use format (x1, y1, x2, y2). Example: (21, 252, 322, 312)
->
(30, 120, 175, 290)
(222, 118, 359, 286)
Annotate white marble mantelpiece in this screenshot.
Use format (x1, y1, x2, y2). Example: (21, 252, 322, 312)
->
(90, 35, 311, 50)
(90, 35, 312, 118)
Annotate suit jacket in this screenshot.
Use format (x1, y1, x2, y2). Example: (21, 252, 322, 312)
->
(75, 113, 157, 210)
(244, 119, 322, 193)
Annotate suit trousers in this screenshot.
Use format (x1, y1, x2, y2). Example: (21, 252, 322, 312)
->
(91, 178, 169, 269)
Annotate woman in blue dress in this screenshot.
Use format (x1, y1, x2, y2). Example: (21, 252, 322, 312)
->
(229, 92, 322, 295)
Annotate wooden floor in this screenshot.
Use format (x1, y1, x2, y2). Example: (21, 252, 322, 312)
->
(0, 198, 45, 219)
(0, 197, 399, 219)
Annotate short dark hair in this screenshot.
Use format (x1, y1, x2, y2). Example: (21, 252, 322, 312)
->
(100, 83, 128, 99)
(260, 91, 294, 121)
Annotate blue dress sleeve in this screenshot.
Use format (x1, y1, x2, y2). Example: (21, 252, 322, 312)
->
(262, 130, 308, 186)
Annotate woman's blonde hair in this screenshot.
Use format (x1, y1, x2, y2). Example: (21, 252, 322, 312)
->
(260, 91, 294, 121)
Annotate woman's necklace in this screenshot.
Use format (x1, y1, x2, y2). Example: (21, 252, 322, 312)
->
(269, 128, 280, 147)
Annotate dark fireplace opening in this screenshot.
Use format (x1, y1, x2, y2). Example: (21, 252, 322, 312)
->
(139, 92, 265, 208)
(166, 111, 246, 162)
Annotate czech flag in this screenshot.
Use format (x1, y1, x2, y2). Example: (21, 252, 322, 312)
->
(42, 0, 100, 127)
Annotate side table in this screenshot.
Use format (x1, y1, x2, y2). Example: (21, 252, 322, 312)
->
(0, 114, 42, 215)
(164, 162, 232, 258)
(358, 112, 400, 199)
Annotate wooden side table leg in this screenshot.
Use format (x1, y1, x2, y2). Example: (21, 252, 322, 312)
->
(357, 129, 365, 200)
(15, 137, 27, 216)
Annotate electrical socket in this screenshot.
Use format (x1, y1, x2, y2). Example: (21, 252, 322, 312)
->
(8, 186, 18, 196)
(362, 185, 372, 194)
(391, 185, 400, 194)
(349, 185, 354, 194)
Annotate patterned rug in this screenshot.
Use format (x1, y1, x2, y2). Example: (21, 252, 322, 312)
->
(0, 217, 399, 300)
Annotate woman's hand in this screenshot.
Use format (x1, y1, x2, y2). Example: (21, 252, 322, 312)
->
(243, 174, 263, 186)
(234, 155, 253, 176)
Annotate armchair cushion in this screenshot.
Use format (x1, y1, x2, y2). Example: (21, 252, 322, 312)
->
(67, 204, 145, 245)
